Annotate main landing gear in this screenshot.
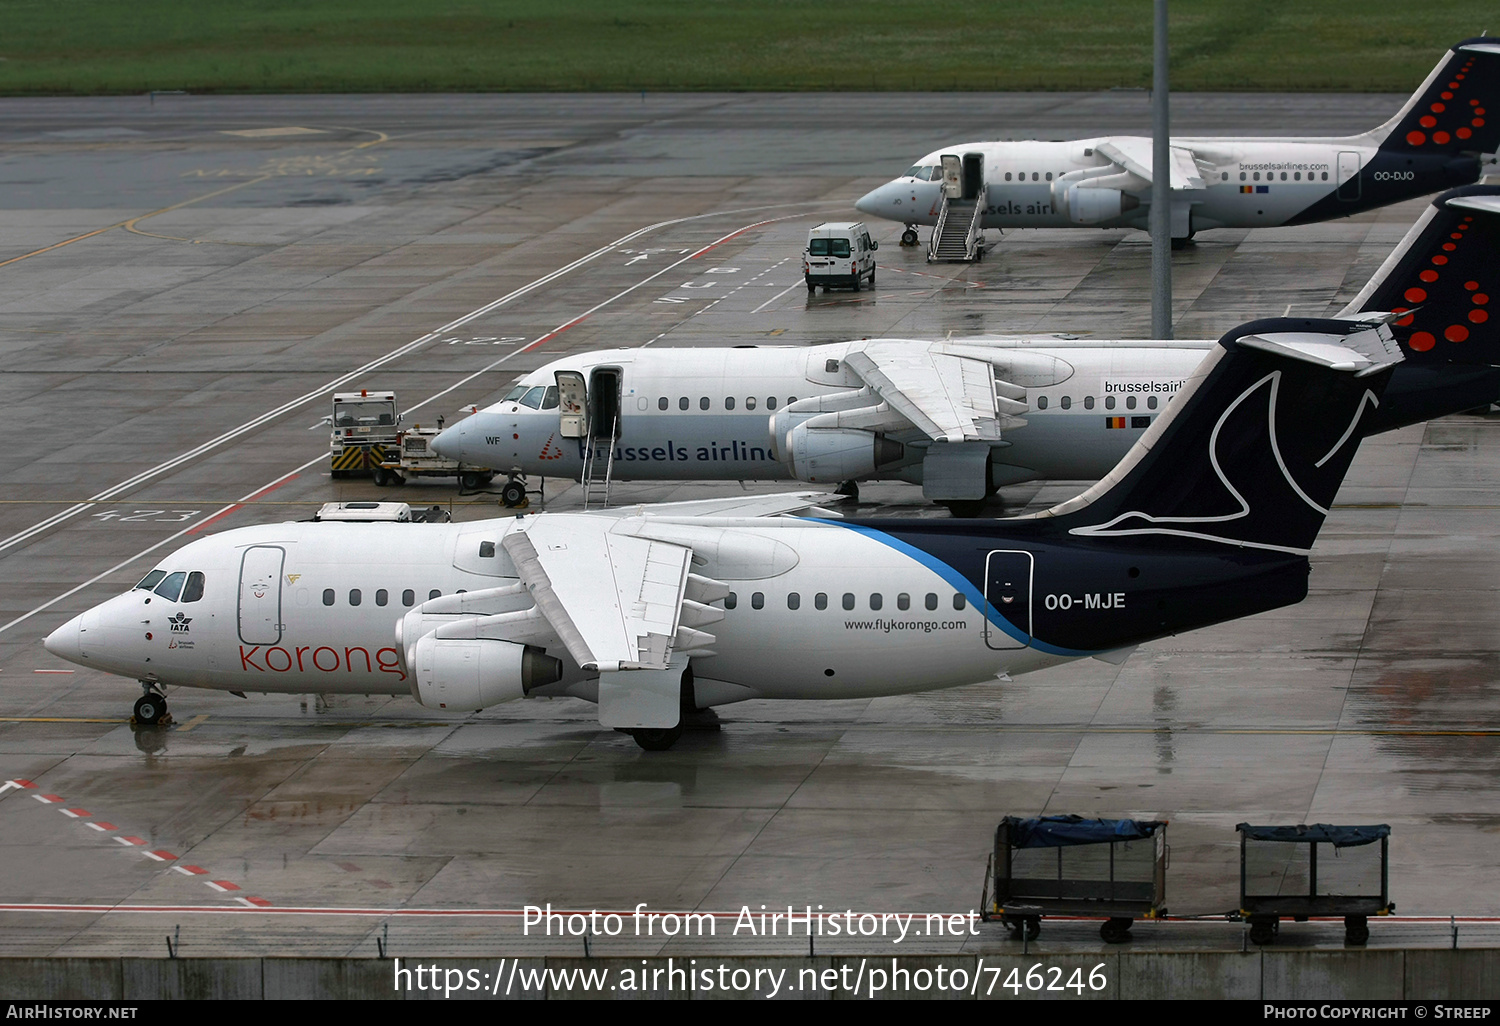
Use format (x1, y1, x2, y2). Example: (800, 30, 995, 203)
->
(133, 683, 169, 726)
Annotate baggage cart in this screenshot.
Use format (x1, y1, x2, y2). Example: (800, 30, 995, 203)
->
(1237, 823, 1393, 946)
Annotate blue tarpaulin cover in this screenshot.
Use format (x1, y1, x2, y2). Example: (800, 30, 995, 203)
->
(1001, 815, 1166, 849)
(1236, 823, 1389, 848)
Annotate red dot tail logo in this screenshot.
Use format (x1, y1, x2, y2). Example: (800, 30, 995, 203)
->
(538, 433, 565, 462)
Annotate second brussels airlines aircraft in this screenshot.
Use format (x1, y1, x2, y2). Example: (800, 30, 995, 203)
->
(47, 305, 1432, 749)
(431, 187, 1500, 510)
(854, 39, 1500, 247)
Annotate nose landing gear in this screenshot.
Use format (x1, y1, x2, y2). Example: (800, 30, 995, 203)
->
(132, 682, 170, 726)
(900, 224, 920, 247)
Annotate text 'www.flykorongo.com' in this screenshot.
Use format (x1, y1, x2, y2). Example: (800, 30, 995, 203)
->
(394, 958, 1111, 998)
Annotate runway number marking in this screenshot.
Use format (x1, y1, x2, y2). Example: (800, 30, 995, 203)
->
(91, 510, 200, 523)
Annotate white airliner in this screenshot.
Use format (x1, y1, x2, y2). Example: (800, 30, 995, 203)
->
(44, 303, 1421, 749)
(430, 186, 1500, 510)
(854, 39, 1499, 249)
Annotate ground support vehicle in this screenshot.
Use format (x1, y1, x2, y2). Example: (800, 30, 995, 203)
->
(982, 815, 1168, 943)
(329, 391, 399, 479)
(371, 425, 504, 497)
(1237, 823, 1393, 946)
(803, 222, 877, 292)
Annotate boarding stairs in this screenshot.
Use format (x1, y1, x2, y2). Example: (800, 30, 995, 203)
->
(580, 415, 618, 510)
(927, 194, 984, 263)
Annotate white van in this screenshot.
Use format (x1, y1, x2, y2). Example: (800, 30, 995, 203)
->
(803, 222, 878, 292)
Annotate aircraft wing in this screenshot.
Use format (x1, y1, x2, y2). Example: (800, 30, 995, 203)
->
(844, 344, 1021, 444)
(1095, 139, 1207, 191)
(501, 520, 698, 673)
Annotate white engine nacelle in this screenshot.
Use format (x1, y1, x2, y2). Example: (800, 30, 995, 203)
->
(1064, 185, 1140, 225)
(409, 635, 562, 711)
(785, 424, 903, 483)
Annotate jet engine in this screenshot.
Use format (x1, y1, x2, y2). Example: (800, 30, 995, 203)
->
(785, 424, 904, 483)
(409, 634, 562, 711)
(1063, 185, 1141, 225)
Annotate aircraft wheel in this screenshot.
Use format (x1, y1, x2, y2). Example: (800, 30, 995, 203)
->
(901, 229, 919, 246)
(501, 479, 527, 508)
(133, 693, 166, 726)
(459, 471, 482, 490)
(627, 725, 683, 751)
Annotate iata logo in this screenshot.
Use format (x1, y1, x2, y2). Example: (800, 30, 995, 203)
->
(167, 612, 192, 634)
(538, 433, 564, 461)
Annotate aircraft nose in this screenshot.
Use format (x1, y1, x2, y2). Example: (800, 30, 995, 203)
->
(430, 421, 468, 460)
(855, 181, 900, 218)
(43, 612, 85, 664)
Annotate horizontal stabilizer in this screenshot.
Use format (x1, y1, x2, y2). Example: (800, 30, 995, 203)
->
(1236, 324, 1402, 376)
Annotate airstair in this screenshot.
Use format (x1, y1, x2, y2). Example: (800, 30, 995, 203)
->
(580, 415, 618, 510)
(927, 152, 986, 263)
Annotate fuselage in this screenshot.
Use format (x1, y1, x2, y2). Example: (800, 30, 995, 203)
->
(43, 513, 1307, 707)
(854, 135, 1480, 233)
(433, 339, 1214, 488)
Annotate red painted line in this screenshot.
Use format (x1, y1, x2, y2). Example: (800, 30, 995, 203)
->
(9, 779, 35, 788)
(242, 897, 273, 908)
(33, 794, 61, 803)
(206, 880, 240, 892)
(174, 865, 208, 876)
(188, 474, 298, 535)
(513, 312, 590, 356)
(143, 850, 178, 862)
(115, 836, 145, 846)
(691, 218, 779, 258)
(60, 808, 88, 818)
(86, 822, 114, 832)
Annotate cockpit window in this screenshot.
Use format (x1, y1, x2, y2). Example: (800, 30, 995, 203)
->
(519, 386, 547, 409)
(154, 571, 187, 602)
(541, 385, 559, 410)
(808, 239, 830, 256)
(906, 165, 940, 181)
(135, 570, 167, 592)
(905, 165, 923, 178)
(182, 572, 205, 603)
(503, 385, 528, 402)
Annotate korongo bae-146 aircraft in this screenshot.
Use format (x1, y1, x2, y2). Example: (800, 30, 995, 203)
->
(42, 188, 1500, 749)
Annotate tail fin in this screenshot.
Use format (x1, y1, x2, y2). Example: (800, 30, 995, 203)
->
(1340, 184, 1500, 364)
(1369, 39, 1500, 156)
(1036, 319, 1402, 554)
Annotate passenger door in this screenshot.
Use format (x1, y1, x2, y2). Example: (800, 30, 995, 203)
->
(238, 545, 285, 645)
(556, 371, 587, 438)
(983, 549, 1033, 650)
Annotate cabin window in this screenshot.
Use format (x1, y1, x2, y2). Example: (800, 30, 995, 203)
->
(725, 592, 737, 610)
(542, 386, 559, 410)
(323, 589, 335, 606)
(1084, 396, 1095, 410)
(349, 589, 362, 606)
(519, 386, 546, 409)
(154, 572, 186, 602)
(953, 594, 967, 611)
(376, 589, 389, 607)
(842, 593, 855, 611)
(402, 589, 415, 607)
(725, 397, 736, 410)
(679, 397, 689, 411)
(926, 593, 939, 610)
(1147, 395, 1158, 410)
(1280, 172, 1287, 181)
(870, 593, 883, 611)
(182, 572, 206, 603)
(429, 589, 441, 600)
(1045, 172, 1053, 181)
(1126, 396, 1137, 410)
(787, 592, 800, 610)
(1294, 172, 1301, 181)
(135, 570, 168, 591)
(746, 396, 758, 410)
(1221, 172, 1228, 181)
(1036, 395, 1048, 410)
(1060, 396, 1071, 410)
(1105, 396, 1116, 410)
(1004, 172, 1012, 181)
(1240, 172, 1247, 181)
(1253, 172, 1261, 181)
(1321, 172, 1329, 180)
(700, 397, 711, 411)
(658, 397, 668, 411)
(815, 592, 828, 610)
(767, 396, 777, 410)
(750, 592, 764, 609)
(897, 593, 910, 610)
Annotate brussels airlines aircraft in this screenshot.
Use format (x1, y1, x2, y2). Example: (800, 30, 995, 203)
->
(853, 39, 1500, 247)
(46, 309, 1415, 751)
(430, 187, 1500, 509)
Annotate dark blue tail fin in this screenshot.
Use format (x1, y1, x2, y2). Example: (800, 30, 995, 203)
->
(1373, 39, 1500, 157)
(1038, 319, 1402, 555)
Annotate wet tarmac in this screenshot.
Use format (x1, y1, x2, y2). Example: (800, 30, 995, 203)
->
(0, 93, 1496, 957)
